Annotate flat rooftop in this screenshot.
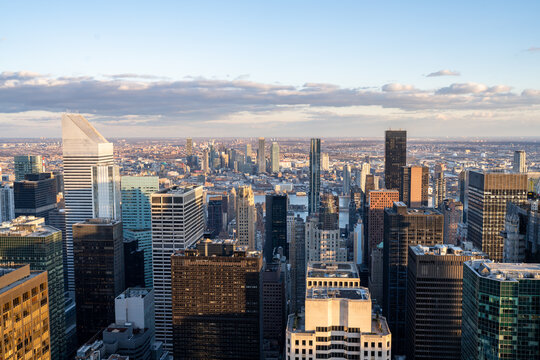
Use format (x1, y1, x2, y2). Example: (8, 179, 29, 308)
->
(116, 287, 152, 300)
(307, 262, 359, 279)
(307, 287, 369, 300)
(0, 216, 60, 237)
(467, 260, 540, 281)
(155, 185, 200, 195)
(411, 244, 486, 257)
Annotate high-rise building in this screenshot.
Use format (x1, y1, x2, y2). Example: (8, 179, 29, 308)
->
(186, 138, 193, 156)
(0, 217, 66, 359)
(441, 198, 463, 245)
(236, 185, 257, 250)
(305, 215, 347, 263)
(289, 214, 306, 312)
(0, 184, 15, 222)
(308, 138, 321, 215)
(151, 185, 204, 352)
(270, 142, 280, 173)
(406, 244, 485, 360)
(360, 162, 370, 193)
(171, 239, 262, 359)
(513, 150, 527, 173)
(258, 137, 266, 173)
(367, 190, 399, 255)
(264, 194, 288, 261)
(384, 130, 406, 190)
(0, 265, 50, 360)
(343, 164, 351, 195)
(319, 192, 339, 230)
(286, 262, 392, 360)
(14, 173, 58, 223)
(383, 202, 443, 355)
(202, 149, 209, 173)
(400, 165, 428, 207)
(123, 238, 145, 288)
(14, 155, 43, 181)
(462, 261, 540, 360)
(121, 176, 159, 288)
(502, 201, 540, 263)
(62, 114, 120, 293)
(245, 143, 252, 164)
(73, 218, 125, 345)
(321, 152, 329, 171)
(207, 195, 225, 237)
(262, 261, 287, 356)
(433, 163, 446, 208)
(368, 242, 384, 303)
(468, 171, 528, 261)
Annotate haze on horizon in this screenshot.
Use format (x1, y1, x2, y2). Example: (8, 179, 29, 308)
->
(0, 1, 539, 138)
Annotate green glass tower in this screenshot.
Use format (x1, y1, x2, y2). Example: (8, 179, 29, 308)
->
(462, 260, 540, 360)
(14, 155, 44, 182)
(0, 216, 66, 359)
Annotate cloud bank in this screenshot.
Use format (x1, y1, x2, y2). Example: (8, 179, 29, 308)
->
(426, 69, 461, 77)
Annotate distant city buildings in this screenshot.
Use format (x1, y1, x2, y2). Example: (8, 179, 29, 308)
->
(270, 141, 280, 173)
(258, 137, 266, 173)
(433, 163, 446, 208)
(441, 198, 463, 245)
(503, 200, 540, 262)
(0, 184, 14, 222)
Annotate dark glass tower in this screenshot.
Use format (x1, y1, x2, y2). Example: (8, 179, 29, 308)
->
(207, 195, 224, 237)
(384, 130, 406, 190)
(308, 138, 321, 215)
(264, 194, 288, 262)
(14, 172, 58, 222)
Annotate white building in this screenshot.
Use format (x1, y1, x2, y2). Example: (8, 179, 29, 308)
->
(321, 153, 329, 171)
(151, 185, 204, 352)
(271, 142, 280, 173)
(62, 114, 120, 293)
(236, 185, 257, 250)
(286, 262, 391, 360)
(306, 216, 347, 263)
(513, 150, 527, 173)
(360, 163, 370, 193)
(0, 185, 14, 222)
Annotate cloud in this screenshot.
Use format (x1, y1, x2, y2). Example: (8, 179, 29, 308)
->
(381, 83, 415, 92)
(426, 69, 461, 77)
(526, 47, 540, 52)
(104, 73, 169, 80)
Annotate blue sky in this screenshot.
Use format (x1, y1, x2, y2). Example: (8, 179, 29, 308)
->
(0, 1, 539, 137)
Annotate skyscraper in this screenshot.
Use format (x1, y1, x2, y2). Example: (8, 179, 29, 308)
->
(441, 198, 463, 245)
(468, 171, 528, 261)
(400, 165, 428, 207)
(73, 218, 125, 344)
(462, 261, 540, 360)
(0, 265, 50, 360)
(14, 172, 58, 222)
(236, 185, 257, 250)
(151, 185, 204, 352)
(305, 215, 347, 263)
(245, 143, 252, 164)
(0, 217, 66, 359)
(62, 114, 120, 293)
(308, 138, 321, 215)
(343, 164, 351, 195)
(367, 190, 399, 254)
(360, 162, 370, 193)
(0, 184, 15, 222)
(202, 148, 209, 173)
(262, 261, 287, 356)
(258, 137, 265, 173)
(384, 130, 406, 190)
(289, 214, 305, 312)
(383, 202, 443, 355)
(264, 193, 288, 261)
(320, 152, 329, 171)
(433, 163, 446, 208)
(186, 138, 193, 156)
(513, 150, 527, 173)
(14, 155, 43, 181)
(171, 239, 262, 359)
(121, 176, 159, 288)
(207, 195, 225, 237)
(406, 244, 485, 360)
(270, 141, 280, 173)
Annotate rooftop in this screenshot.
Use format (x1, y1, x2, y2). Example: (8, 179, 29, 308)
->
(76, 218, 120, 226)
(467, 260, 540, 281)
(0, 216, 60, 237)
(307, 287, 370, 300)
(411, 244, 486, 257)
(155, 185, 200, 195)
(116, 287, 152, 300)
(307, 262, 359, 279)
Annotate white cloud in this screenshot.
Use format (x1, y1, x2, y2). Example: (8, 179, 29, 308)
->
(381, 83, 415, 92)
(426, 69, 461, 77)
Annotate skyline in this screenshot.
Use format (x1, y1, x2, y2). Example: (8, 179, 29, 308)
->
(1, 1, 539, 137)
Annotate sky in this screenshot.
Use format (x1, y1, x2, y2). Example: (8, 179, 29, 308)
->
(0, 0, 539, 138)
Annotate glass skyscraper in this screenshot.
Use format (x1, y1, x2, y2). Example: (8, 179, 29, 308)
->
(384, 130, 406, 190)
(13, 155, 43, 182)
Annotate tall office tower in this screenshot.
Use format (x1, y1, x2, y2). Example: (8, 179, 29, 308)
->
(258, 137, 266, 173)
(0, 184, 15, 222)
(270, 142, 280, 173)
(14, 173, 57, 222)
(433, 163, 446, 208)
(343, 164, 351, 195)
(383, 202, 443, 355)
(305, 215, 347, 263)
(186, 138, 193, 156)
(123, 238, 145, 288)
(368, 243, 384, 303)
(0, 265, 50, 360)
(349, 186, 362, 230)
(14, 155, 43, 181)
(441, 199, 463, 245)
(286, 262, 392, 360)
(308, 138, 321, 215)
(321, 152, 329, 171)
(207, 195, 225, 237)
(62, 114, 120, 293)
(73, 218, 125, 344)
(236, 185, 257, 250)
(400, 165, 428, 207)
(262, 261, 287, 357)
(319, 192, 339, 230)
(468, 171, 528, 261)
(228, 187, 236, 223)
(360, 162, 371, 192)
(367, 190, 399, 254)
(121, 176, 159, 288)
(289, 215, 306, 312)
(462, 261, 540, 360)
(513, 150, 527, 173)
(384, 130, 406, 190)
(502, 201, 540, 262)
(458, 170, 469, 222)
(245, 143, 253, 163)
(151, 185, 204, 352)
(171, 239, 263, 359)
(0, 217, 66, 359)
(406, 245, 485, 360)
(265, 193, 288, 261)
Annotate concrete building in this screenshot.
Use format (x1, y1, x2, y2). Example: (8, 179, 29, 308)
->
(368, 242, 384, 304)
(14, 155, 43, 181)
(309, 139, 321, 215)
(0, 265, 50, 360)
(270, 141, 280, 173)
(320, 152, 329, 172)
(462, 261, 540, 360)
(406, 244, 486, 360)
(207, 195, 225, 238)
(384, 130, 406, 190)
(236, 185, 257, 250)
(258, 137, 266, 173)
(360, 162, 370, 193)
(305, 215, 347, 263)
(186, 138, 193, 156)
(400, 165, 428, 208)
(513, 150, 527, 173)
(151, 185, 204, 352)
(502, 200, 540, 263)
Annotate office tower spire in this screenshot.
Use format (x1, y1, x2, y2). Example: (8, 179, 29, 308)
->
(62, 114, 120, 293)
(384, 130, 406, 190)
(308, 138, 321, 215)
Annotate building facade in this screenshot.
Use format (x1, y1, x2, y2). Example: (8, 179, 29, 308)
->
(308, 139, 321, 215)
(14, 173, 58, 223)
(258, 137, 266, 173)
(236, 185, 257, 250)
(433, 163, 446, 208)
(400, 165, 428, 208)
(0, 184, 15, 222)
(14, 155, 43, 182)
(367, 190, 399, 256)
(265, 193, 288, 261)
(289, 214, 306, 312)
(513, 150, 527, 173)
(384, 130, 406, 190)
(441, 198, 463, 245)
(270, 142, 280, 173)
